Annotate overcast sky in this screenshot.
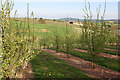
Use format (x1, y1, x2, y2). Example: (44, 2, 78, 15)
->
(9, 0, 118, 19)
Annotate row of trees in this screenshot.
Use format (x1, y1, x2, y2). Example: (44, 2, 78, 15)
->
(0, 0, 38, 79)
(39, 2, 111, 69)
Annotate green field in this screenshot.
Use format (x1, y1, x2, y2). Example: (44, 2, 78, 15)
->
(30, 50, 92, 79)
(14, 20, 72, 37)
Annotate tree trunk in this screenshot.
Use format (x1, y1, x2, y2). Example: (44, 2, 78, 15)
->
(40, 44, 41, 49)
(43, 43, 46, 49)
(47, 45, 49, 49)
(91, 33, 95, 69)
(66, 45, 70, 58)
(92, 54, 95, 69)
(56, 39, 59, 53)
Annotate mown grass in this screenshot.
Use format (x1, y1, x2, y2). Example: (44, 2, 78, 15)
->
(105, 46, 118, 49)
(76, 47, 120, 56)
(30, 50, 93, 79)
(108, 45, 119, 47)
(50, 48, 120, 72)
(103, 50, 120, 56)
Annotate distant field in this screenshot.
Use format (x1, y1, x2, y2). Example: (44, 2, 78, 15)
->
(13, 20, 73, 38)
(13, 18, 79, 27)
(12, 18, 118, 40)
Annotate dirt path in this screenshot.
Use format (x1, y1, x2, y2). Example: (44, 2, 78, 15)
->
(107, 46, 118, 49)
(18, 63, 34, 79)
(105, 48, 120, 52)
(42, 49, 120, 79)
(74, 49, 120, 60)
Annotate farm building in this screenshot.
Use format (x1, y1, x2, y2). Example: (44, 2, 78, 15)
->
(73, 22, 83, 26)
(68, 21, 83, 26)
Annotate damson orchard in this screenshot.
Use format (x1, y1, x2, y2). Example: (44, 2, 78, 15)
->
(0, 0, 119, 79)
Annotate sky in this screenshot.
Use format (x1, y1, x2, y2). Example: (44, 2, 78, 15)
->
(13, 0, 119, 2)
(9, 0, 119, 19)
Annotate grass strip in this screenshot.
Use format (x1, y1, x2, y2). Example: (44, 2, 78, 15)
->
(51, 48, 120, 72)
(76, 47, 120, 56)
(103, 50, 120, 56)
(30, 50, 93, 79)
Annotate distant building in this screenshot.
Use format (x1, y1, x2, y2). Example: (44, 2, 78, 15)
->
(68, 21, 83, 26)
(73, 22, 83, 26)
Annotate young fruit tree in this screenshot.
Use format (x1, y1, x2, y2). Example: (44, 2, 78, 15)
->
(53, 26, 62, 53)
(0, 11, 2, 78)
(64, 22, 74, 58)
(0, 0, 36, 78)
(81, 2, 110, 68)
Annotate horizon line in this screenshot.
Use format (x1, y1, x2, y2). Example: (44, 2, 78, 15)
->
(12, 17, 118, 20)
(13, 0, 119, 2)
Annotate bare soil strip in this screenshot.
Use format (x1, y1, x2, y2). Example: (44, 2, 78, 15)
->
(74, 49, 119, 60)
(40, 29, 50, 32)
(99, 52, 119, 60)
(18, 63, 34, 79)
(108, 46, 118, 48)
(42, 49, 120, 79)
(105, 48, 120, 52)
